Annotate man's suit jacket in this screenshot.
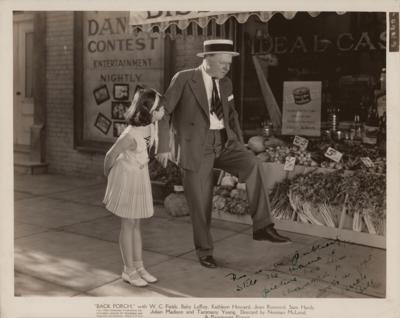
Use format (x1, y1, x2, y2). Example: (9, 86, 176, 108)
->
(158, 66, 245, 172)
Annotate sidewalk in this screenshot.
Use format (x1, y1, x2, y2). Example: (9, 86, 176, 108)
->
(14, 173, 385, 298)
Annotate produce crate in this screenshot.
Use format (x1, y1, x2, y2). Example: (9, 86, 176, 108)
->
(212, 162, 386, 249)
(337, 211, 386, 249)
(212, 210, 385, 249)
(338, 228, 386, 249)
(212, 210, 252, 225)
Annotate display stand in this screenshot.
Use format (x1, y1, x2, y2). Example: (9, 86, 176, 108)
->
(212, 162, 386, 249)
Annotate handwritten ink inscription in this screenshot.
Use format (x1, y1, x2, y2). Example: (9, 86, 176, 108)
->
(224, 239, 383, 298)
(225, 273, 257, 291)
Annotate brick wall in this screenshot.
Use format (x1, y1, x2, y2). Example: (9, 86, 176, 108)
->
(174, 36, 204, 72)
(46, 12, 104, 178)
(44, 13, 204, 177)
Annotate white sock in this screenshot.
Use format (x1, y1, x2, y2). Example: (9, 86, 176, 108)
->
(132, 261, 144, 269)
(124, 265, 136, 273)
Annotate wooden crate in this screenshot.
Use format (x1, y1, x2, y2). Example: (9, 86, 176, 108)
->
(212, 210, 385, 249)
(212, 162, 386, 249)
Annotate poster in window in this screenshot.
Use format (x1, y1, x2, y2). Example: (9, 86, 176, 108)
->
(93, 84, 110, 105)
(281, 81, 322, 136)
(111, 101, 130, 120)
(113, 83, 130, 100)
(94, 113, 112, 135)
(113, 121, 128, 137)
(82, 11, 164, 143)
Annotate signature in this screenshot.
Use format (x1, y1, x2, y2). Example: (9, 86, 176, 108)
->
(273, 240, 339, 268)
(254, 269, 280, 279)
(226, 241, 380, 297)
(262, 277, 298, 297)
(301, 240, 339, 257)
(262, 243, 378, 297)
(288, 251, 323, 273)
(225, 273, 257, 292)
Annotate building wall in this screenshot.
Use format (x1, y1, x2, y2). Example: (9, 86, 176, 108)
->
(46, 12, 104, 177)
(44, 13, 204, 177)
(174, 36, 204, 72)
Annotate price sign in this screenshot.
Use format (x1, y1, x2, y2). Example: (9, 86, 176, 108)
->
(173, 185, 184, 192)
(293, 135, 309, 150)
(324, 147, 343, 163)
(360, 157, 374, 168)
(284, 156, 296, 171)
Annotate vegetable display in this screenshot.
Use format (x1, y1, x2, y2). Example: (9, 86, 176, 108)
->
(150, 133, 386, 237)
(247, 136, 266, 153)
(212, 175, 249, 216)
(248, 135, 386, 173)
(341, 171, 386, 235)
(148, 159, 182, 186)
(269, 178, 293, 220)
(263, 145, 318, 167)
(212, 169, 386, 236)
(287, 170, 347, 228)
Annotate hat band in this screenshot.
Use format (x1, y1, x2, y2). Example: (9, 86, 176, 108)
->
(203, 43, 234, 53)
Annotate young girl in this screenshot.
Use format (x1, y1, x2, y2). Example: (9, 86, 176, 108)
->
(103, 87, 164, 287)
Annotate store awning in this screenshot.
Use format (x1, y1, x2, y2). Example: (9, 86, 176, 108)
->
(129, 11, 345, 32)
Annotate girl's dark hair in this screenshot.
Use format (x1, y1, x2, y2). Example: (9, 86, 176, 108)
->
(127, 88, 157, 126)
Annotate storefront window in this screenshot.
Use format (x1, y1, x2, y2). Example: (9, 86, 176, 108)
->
(76, 11, 165, 149)
(236, 12, 386, 138)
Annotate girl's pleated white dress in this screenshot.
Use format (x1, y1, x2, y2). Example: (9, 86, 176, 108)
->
(103, 125, 155, 219)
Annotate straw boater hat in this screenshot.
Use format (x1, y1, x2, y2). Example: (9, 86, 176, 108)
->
(196, 39, 240, 57)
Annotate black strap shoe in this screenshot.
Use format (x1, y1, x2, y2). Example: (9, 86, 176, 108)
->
(199, 255, 217, 268)
(253, 225, 292, 243)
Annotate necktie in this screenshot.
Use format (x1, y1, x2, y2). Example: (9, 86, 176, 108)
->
(211, 78, 224, 120)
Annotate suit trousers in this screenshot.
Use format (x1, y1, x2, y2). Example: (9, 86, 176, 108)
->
(182, 129, 273, 257)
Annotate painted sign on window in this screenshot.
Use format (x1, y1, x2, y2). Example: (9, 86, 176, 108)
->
(82, 11, 164, 141)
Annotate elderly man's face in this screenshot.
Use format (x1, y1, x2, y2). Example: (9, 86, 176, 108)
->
(204, 53, 232, 79)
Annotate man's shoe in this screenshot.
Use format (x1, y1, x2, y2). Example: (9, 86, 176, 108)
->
(253, 225, 292, 243)
(199, 255, 217, 268)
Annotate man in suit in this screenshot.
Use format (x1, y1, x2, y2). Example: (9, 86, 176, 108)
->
(156, 39, 291, 269)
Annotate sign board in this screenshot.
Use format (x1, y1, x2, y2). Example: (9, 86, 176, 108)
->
(293, 135, 309, 151)
(324, 147, 343, 163)
(129, 11, 233, 25)
(82, 11, 164, 142)
(284, 156, 296, 171)
(282, 81, 322, 136)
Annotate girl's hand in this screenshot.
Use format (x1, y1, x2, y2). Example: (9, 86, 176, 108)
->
(152, 106, 165, 122)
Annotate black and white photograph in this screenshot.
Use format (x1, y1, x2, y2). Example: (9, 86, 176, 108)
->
(111, 101, 130, 120)
(94, 112, 112, 135)
(112, 121, 128, 137)
(113, 83, 130, 100)
(93, 84, 111, 105)
(2, 2, 400, 318)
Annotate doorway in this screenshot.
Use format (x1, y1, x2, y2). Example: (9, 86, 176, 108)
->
(13, 13, 34, 148)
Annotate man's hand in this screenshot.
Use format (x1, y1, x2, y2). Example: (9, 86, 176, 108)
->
(156, 152, 170, 168)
